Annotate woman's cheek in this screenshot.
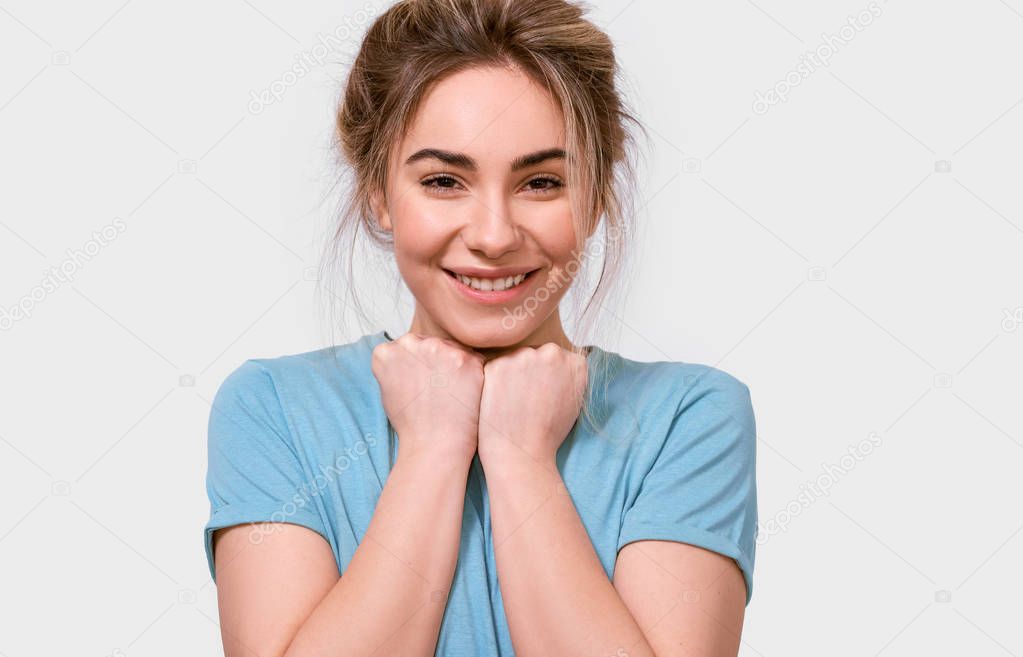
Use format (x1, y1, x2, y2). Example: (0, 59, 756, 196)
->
(541, 210, 583, 266)
(393, 201, 454, 261)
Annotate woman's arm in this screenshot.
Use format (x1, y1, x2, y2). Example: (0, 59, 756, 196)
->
(213, 449, 472, 657)
(476, 344, 750, 656)
(476, 344, 652, 655)
(484, 450, 747, 657)
(483, 449, 657, 657)
(613, 539, 746, 657)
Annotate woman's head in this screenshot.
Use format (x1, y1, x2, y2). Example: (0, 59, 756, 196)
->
(322, 0, 643, 358)
(372, 64, 586, 354)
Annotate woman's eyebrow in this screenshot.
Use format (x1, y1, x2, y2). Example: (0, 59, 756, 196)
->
(404, 147, 566, 172)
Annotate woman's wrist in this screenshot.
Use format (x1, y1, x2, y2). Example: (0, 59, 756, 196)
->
(479, 438, 558, 480)
(393, 439, 476, 476)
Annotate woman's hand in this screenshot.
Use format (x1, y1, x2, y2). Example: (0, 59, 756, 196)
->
(477, 342, 589, 469)
(371, 333, 485, 466)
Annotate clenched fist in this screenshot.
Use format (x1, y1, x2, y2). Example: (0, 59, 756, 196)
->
(371, 333, 486, 466)
(477, 342, 589, 468)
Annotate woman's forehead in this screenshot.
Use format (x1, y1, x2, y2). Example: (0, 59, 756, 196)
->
(399, 66, 565, 163)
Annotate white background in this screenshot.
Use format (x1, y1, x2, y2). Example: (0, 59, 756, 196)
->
(1, 0, 1022, 655)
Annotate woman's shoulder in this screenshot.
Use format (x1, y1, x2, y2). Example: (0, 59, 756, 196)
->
(215, 331, 387, 400)
(598, 347, 751, 413)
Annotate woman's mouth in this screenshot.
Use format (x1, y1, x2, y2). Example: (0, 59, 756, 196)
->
(442, 267, 541, 304)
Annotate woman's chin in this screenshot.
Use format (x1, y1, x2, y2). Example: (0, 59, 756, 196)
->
(447, 324, 533, 351)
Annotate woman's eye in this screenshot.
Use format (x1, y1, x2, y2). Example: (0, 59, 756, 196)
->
(525, 176, 563, 194)
(420, 175, 563, 195)
(421, 175, 461, 194)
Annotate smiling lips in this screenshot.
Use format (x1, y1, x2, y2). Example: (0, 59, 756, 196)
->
(454, 271, 527, 291)
(443, 266, 541, 298)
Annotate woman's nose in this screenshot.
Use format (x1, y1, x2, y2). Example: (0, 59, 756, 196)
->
(459, 195, 522, 259)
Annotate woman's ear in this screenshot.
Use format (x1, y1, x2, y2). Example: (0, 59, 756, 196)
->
(370, 189, 392, 232)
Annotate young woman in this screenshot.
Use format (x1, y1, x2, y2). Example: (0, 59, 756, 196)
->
(203, 1, 758, 655)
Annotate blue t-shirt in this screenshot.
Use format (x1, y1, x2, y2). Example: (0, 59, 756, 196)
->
(203, 330, 758, 654)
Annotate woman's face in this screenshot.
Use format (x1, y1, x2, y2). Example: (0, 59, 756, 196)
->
(374, 65, 586, 352)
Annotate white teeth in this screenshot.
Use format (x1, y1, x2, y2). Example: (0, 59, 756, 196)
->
(456, 272, 528, 292)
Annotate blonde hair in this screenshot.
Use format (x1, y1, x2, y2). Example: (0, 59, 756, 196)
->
(317, 0, 648, 440)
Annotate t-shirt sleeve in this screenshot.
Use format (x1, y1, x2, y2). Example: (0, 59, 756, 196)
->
(203, 359, 330, 583)
(617, 366, 759, 605)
